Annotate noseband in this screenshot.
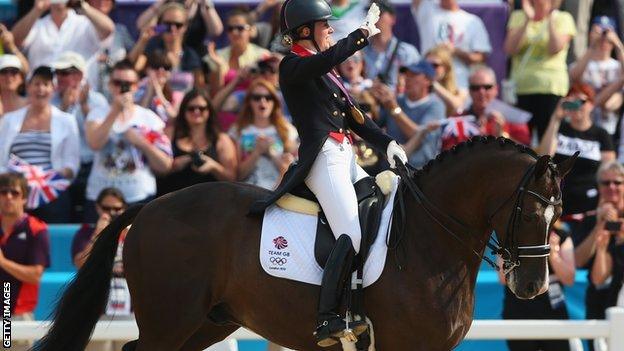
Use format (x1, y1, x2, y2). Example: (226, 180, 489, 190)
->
(393, 160, 561, 274)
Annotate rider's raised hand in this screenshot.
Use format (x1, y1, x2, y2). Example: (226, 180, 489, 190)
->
(360, 3, 381, 38)
(386, 140, 407, 169)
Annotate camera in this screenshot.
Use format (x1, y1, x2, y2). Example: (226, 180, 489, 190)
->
(604, 220, 622, 232)
(561, 100, 583, 111)
(191, 151, 206, 168)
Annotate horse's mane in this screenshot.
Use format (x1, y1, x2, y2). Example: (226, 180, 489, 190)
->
(415, 136, 539, 178)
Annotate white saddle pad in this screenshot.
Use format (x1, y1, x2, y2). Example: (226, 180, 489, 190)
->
(259, 175, 399, 287)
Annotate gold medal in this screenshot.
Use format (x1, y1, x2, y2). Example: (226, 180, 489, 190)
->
(350, 106, 365, 124)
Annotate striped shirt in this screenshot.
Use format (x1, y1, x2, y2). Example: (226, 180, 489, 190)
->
(9, 131, 52, 169)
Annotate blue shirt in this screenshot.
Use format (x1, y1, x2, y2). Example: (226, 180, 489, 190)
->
(381, 94, 445, 168)
(363, 37, 420, 89)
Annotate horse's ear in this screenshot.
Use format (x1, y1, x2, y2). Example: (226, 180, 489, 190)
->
(556, 151, 580, 178)
(534, 155, 551, 181)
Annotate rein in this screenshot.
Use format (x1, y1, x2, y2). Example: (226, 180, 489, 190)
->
(392, 157, 561, 273)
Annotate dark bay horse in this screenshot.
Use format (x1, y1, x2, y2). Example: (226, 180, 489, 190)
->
(34, 137, 576, 351)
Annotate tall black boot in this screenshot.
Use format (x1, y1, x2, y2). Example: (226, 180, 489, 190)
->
(314, 234, 368, 347)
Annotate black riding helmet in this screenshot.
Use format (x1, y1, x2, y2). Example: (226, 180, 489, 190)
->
(280, 0, 333, 45)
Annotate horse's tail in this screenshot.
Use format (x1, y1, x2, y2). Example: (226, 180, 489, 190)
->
(32, 204, 144, 351)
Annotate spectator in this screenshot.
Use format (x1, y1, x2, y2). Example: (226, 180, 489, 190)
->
(0, 55, 27, 116)
(362, 0, 420, 89)
(499, 221, 576, 351)
(136, 50, 182, 129)
(72, 187, 130, 351)
(87, 0, 135, 96)
(207, 8, 269, 90)
(0, 66, 80, 223)
(84, 60, 172, 223)
(569, 16, 624, 136)
(130, 3, 203, 91)
(0, 24, 29, 73)
(329, 0, 368, 41)
(571, 161, 624, 351)
(231, 79, 297, 190)
(136, 0, 223, 58)
(338, 51, 372, 95)
(425, 44, 468, 116)
(51, 52, 108, 223)
(504, 0, 576, 140)
(372, 60, 445, 168)
(256, 55, 290, 121)
(0, 173, 50, 351)
(411, 0, 491, 89)
(452, 65, 530, 146)
(537, 83, 615, 216)
(11, 0, 115, 89)
(157, 89, 236, 195)
(250, 0, 286, 52)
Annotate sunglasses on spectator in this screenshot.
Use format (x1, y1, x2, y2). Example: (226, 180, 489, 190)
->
(469, 84, 495, 91)
(186, 105, 209, 113)
(111, 79, 136, 87)
(0, 68, 20, 75)
(599, 179, 624, 186)
(0, 189, 21, 197)
(162, 21, 185, 29)
(99, 205, 125, 213)
(250, 94, 274, 102)
(227, 24, 251, 33)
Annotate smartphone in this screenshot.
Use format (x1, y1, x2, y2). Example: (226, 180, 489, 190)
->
(120, 81, 130, 94)
(604, 220, 622, 232)
(562, 100, 583, 111)
(154, 24, 169, 35)
(191, 151, 205, 168)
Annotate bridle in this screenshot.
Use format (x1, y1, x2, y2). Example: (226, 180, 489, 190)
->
(393, 158, 562, 274)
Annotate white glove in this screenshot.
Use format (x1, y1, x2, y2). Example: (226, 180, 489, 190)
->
(386, 140, 408, 169)
(360, 3, 381, 38)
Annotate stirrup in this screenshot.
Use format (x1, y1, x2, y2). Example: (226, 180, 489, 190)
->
(314, 318, 368, 347)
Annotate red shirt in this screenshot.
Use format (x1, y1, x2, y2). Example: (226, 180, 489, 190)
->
(0, 215, 50, 314)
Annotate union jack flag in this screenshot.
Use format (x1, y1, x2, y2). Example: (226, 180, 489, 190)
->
(134, 126, 172, 157)
(441, 116, 481, 151)
(7, 154, 70, 209)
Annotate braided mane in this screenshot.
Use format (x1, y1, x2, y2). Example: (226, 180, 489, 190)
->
(415, 136, 539, 177)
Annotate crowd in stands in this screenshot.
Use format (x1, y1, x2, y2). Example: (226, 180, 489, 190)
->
(0, 0, 623, 350)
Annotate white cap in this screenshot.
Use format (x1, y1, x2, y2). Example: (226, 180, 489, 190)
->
(52, 51, 87, 73)
(0, 55, 23, 71)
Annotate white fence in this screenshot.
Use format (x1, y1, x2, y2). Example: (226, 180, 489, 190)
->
(9, 307, 624, 349)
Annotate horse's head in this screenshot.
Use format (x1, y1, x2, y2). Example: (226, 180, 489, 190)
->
(492, 152, 577, 300)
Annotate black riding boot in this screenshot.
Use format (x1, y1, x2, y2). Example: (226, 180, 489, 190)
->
(315, 234, 368, 347)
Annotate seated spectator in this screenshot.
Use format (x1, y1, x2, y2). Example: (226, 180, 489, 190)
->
(445, 65, 530, 147)
(411, 0, 491, 89)
(136, 50, 182, 128)
(206, 8, 270, 90)
(51, 52, 108, 223)
(363, 0, 420, 89)
(338, 51, 372, 96)
(570, 16, 624, 136)
(0, 173, 50, 351)
(0, 55, 27, 116)
(372, 60, 445, 168)
(72, 187, 131, 351)
(231, 79, 297, 190)
(329, 0, 368, 41)
(0, 66, 80, 223)
(499, 220, 576, 351)
(255, 55, 290, 121)
(87, 0, 136, 96)
(158, 89, 236, 195)
(0, 24, 29, 72)
(504, 0, 576, 139)
(137, 0, 223, 58)
(130, 2, 203, 91)
(12, 0, 114, 88)
(571, 161, 624, 350)
(84, 60, 173, 223)
(425, 45, 468, 116)
(537, 83, 615, 216)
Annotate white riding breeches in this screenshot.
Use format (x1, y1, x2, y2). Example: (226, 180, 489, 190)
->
(305, 137, 369, 253)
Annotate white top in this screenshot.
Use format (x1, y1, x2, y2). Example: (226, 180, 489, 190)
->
(412, 0, 492, 88)
(23, 10, 103, 88)
(0, 106, 80, 176)
(86, 105, 166, 202)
